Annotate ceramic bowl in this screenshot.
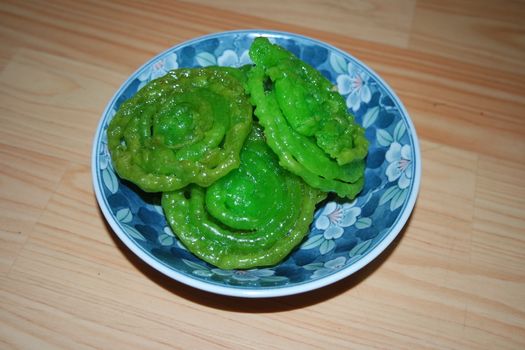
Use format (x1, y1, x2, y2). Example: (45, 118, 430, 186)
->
(92, 30, 421, 298)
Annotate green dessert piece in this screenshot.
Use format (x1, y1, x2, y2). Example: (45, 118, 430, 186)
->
(162, 126, 326, 269)
(107, 67, 252, 192)
(247, 37, 368, 198)
(107, 38, 370, 269)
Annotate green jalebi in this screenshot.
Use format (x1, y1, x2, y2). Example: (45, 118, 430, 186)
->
(107, 67, 252, 192)
(107, 38, 369, 269)
(162, 126, 326, 269)
(247, 37, 368, 199)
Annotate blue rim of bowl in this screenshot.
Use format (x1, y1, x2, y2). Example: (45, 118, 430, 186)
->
(91, 29, 421, 298)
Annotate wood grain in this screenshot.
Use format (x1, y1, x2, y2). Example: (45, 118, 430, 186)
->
(1, 0, 524, 349)
(190, 0, 417, 48)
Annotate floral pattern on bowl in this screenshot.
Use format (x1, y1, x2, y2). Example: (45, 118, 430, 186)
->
(92, 30, 421, 298)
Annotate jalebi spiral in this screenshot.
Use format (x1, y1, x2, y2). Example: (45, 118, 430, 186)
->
(162, 126, 326, 269)
(247, 37, 368, 198)
(107, 67, 252, 192)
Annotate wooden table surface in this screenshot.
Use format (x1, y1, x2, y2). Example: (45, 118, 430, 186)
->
(1, 0, 524, 349)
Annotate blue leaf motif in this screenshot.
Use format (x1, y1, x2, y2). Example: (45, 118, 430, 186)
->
(123, 224, 146, 241)
(176, 240, 188, 251)
(193, 270, 213, 277)
(329, 53, 347, 74)
(362, 106, 380, 128)
(355, 217, 372, 229)
(210, 268, 232, 277)
(102, 168, 118, 194)
(99, 153, 109, 170)
(379, 186, 400, 206)
(302, 262, 324, 271)
(163, 226, 175, 236)
(153, 205, 164, 215)
(300, 234, 324, 250)
(182, 258, 206, 270)
(349, 239, 372, 257)
(376, 129, 394, 147)
(347, 255, 362, 265)
(196, 52, 216, 67)
(393, 120, 407, 142)
(390, 187, 409, 211)
(319, 239, 336, 255)
(115, 208, 132, 223)
(158, 234, 174, 246)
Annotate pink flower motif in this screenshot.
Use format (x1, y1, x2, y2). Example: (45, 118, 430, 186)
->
(315, 201, 361, 240)
(217, 49, 251, 67)
(385, 142, 413, 189)
(137, 53, 178, 90)
(336, 64, 372, 112)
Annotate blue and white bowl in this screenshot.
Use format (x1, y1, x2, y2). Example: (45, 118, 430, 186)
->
(92, 30, 421, 298)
